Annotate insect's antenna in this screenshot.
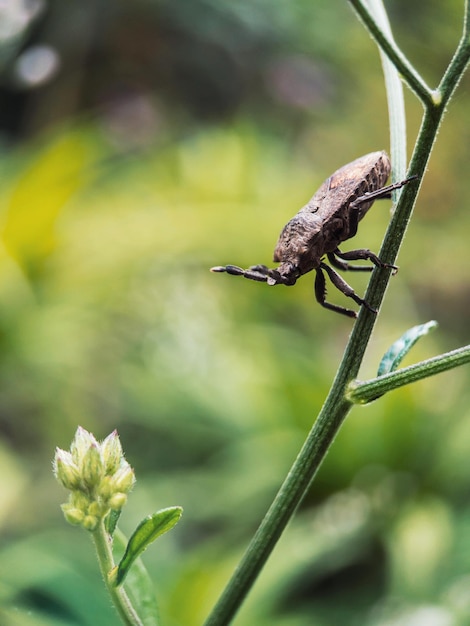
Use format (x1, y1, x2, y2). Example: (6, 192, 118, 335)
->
(211, 264, 285, 285)
(210, 264, 268, 283)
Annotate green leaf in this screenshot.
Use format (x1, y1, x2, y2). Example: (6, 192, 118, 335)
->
(113, 528, 160, 626)
(378, 320, 438, 376)
(115, 507, 183, 586)
(105, 508, 121, 536)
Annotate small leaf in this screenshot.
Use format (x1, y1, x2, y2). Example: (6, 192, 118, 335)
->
(113, 529, 160, 625)
(378, 320, 438, 376)
(115, 506, 183, 586)
(105, 508, 122, 536)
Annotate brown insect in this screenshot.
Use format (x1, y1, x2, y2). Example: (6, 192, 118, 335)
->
(211, 151, 416, 318)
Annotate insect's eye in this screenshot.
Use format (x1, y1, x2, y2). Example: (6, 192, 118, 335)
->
(290, 265, 301, 280)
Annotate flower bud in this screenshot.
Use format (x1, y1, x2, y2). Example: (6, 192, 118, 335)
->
(83, 514, 98, 531)
(112, 464, 135, 494)
(54, 427, 135, 530)
(88, 501, 105, 518)
(81, 443, 104, 490)
(71, 427, 98, 464)
(98, 475, 114, 500)
(61, 504, 85, 526)
(101, 430, 123, 475)
(70, 491, 90, 512)
(53, 449, 81, 490)
(109, 493, 127, 510)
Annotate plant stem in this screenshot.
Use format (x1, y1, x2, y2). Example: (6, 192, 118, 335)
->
(348, 345, 470, 404)
(437, 3, 470, 107)
(367, 0, 407, 178)
(203, 3, 470, 625)
(347, 0, 433, 106)
(92, 520, 144, 626)
(203, 395, 353, 626)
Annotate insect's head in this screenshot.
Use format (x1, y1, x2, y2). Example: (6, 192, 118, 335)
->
(274, 262, 301, 286)
(210, 262, 299, 287)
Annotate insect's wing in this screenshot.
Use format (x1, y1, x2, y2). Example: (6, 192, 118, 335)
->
(314, 151, 391, 220)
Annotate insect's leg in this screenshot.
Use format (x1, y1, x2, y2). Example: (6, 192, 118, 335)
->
(320, 262, 377, 314)
(346, 201, 361, 239)
(347, 176, 419, 242)
(333, 248, 398, 273)
(351, 175, 418, 207)
(314, 266, 359, 318)
(327, 251, 373, 272)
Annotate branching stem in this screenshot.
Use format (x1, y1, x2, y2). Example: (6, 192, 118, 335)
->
(203, 2, 470, 625)
(347, 0, 434, 106)
(348, 345, 470, 404)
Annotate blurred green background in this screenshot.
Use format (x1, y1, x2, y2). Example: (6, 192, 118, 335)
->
(1, 1, 470, 625)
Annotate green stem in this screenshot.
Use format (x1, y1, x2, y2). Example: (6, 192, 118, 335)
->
(203, 395, 352, 626)
(203, 11, 404, 623)
(348, 345, 470, 404)
(203, 3, 470, 625)
(92, 520, 144, 626)
(347, 0, 434, 106)
(362, 7, 470, 306)
(437, 3, 470, 107)
(367, 0, 407, 178)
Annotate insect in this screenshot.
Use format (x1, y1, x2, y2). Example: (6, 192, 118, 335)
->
(211, 151, 417, 318)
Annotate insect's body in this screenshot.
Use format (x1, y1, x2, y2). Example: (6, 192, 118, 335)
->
(211, 151, 416, 317)
(272, 151, 391, 285)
